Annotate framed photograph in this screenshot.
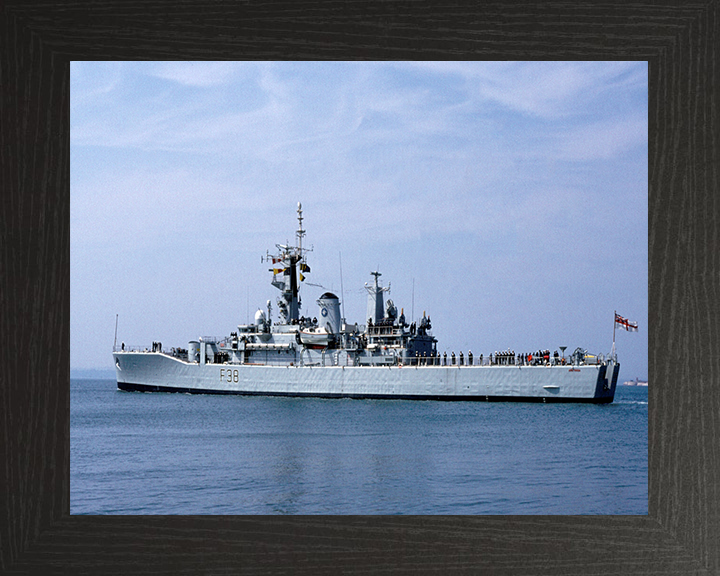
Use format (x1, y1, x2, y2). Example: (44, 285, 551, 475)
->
(2, 3, 716, 574)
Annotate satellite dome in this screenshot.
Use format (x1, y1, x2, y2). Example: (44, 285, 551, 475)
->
(319, 292, 338, 300)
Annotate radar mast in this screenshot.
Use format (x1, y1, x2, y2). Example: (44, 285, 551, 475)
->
(266, 202, 311, 324)
(365, 271, 390, 323)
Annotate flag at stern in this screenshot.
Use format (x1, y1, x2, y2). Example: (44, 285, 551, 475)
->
(615, 313, 638, 332)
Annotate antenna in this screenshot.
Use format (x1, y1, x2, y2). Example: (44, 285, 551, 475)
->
(412, 278, 415, 322)
(114, 313, 119, 350)
(296, 202, 305, 252)
(339, 251, 346, 321)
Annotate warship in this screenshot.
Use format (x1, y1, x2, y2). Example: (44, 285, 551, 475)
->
(113, 203, 619, 403)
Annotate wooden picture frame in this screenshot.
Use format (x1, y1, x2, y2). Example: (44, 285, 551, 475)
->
(1, 2, 716, 573)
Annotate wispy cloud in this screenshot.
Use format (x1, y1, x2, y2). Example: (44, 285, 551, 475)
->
(406, 61, 646, 123)
(70, 61, 124, 106)
(148, 61, 243, 87)
(551, 116, 648, 161)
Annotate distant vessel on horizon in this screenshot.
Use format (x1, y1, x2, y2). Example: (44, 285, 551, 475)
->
(622, 377, 648, 386)
(113, 203, 620, 403)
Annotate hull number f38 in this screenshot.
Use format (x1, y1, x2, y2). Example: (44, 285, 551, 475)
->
(220, 369, 239, 383)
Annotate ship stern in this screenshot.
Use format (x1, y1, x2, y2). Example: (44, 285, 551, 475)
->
(593, 360, 620, 403)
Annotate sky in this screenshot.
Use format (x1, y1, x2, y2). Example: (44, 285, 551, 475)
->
(71, 61, 648, 379)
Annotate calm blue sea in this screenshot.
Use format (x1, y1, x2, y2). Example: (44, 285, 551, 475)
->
(70, 379, 647, 515)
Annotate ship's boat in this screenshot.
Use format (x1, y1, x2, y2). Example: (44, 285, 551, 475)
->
(298, 327, 334, 348)
(113, 203, 620, 403)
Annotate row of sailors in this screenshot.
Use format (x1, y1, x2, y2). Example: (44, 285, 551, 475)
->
(491, 349, 562, 366)
(408, 349, 565, 366)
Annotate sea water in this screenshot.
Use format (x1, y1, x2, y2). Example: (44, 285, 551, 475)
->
(70, 379, 648, 515)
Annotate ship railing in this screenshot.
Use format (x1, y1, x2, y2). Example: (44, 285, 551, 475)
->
(113, 344, 191, 361)
(398, 353, 611, 367)
(113, 344, 164, 353)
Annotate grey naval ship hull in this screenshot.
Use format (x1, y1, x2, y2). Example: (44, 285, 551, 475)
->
(114, 203, 623, 403)
(114, 352, 619, 403)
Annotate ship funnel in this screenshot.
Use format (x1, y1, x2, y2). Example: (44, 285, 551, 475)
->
(317, 292, 341, 334)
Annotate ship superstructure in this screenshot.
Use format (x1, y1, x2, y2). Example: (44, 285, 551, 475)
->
(113, 204, 619, 403)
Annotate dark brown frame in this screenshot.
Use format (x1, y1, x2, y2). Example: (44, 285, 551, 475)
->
(1, 2, 717, 574)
